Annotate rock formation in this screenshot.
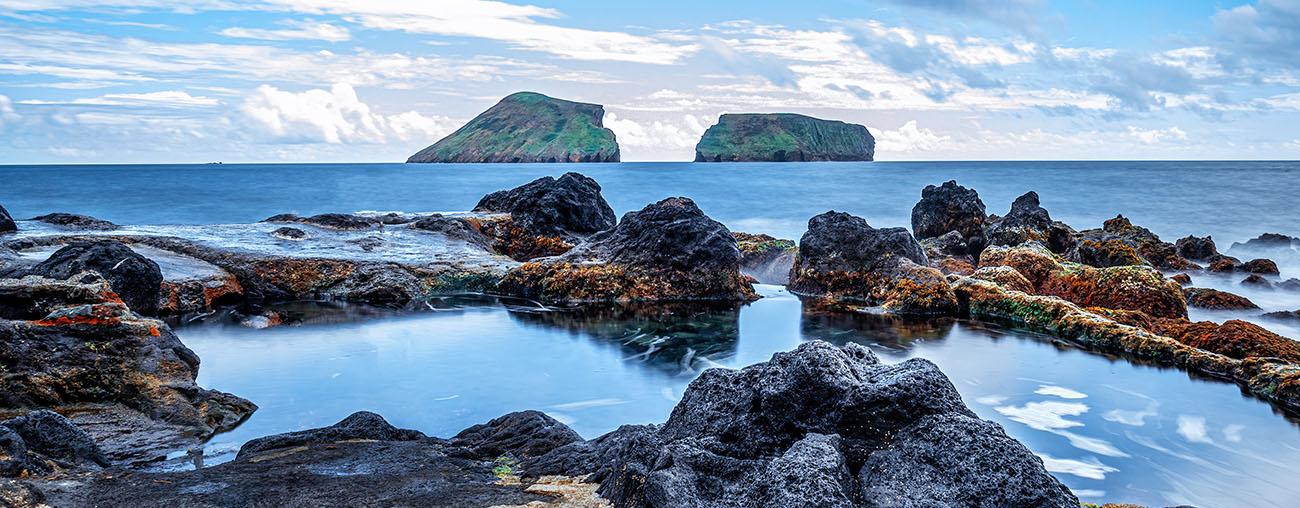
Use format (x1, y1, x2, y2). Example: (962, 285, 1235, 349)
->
(472, 172, 617, 260)
(407, 92, 620, 163)
(910, 180, 989, 257)
(498, 197, 755, 303)
(693, 113, 875, 162)
(0, 203, 14, 234)
(29, 240, 163, 315)
(986, 191, 1076, 253)
(733, 232, 797, 285)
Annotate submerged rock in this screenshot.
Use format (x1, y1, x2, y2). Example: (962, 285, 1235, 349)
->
(1183, 287, 1259, 310)
(910, 180, 988, 255)
(528, 341, 1077, 507)
(733, 232, 797, 284)
(0, 204, 14, 234)
(1230, 233, 1297, 253)
(408, 215, 494, 251)
(263, 213, 374, 231)
(270, 226, 308, 241)
(408, 91, 620, 163)
(1241, 274, 1273, 289)
(693, 113, 874, 162)
(1241, 258, 1280, 274)
(788, 211, 957, 315)
(30, 213, 118, 231)
(471, 172, 617, 260)
(497, 198, 754, 303)
(30, 240, 163, 315)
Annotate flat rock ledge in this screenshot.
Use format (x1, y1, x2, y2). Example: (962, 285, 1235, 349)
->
(31, 342, 1077, 508)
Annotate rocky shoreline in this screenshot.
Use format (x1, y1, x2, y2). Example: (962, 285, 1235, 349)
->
(1, 172, 1297, 506)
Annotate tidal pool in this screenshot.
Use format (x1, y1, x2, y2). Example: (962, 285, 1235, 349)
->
(178, 286, 1300, 508)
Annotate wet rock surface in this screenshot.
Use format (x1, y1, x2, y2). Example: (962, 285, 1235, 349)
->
(474, 172, 616, 242)
(264, 213, 375, 231)
(910, 180, 988, 255)
(789, 211, 956, 315)
(0, 204, 14, 234)
(1176, 235, 1219, 260)
(30, 213, 118, 231)
(30, 240, 164, 315)
(1184, 287, 1259, 310)
(1070, 215, 1195, 270)
(733, 232, 796, 284)
(498, 197, 754, 303)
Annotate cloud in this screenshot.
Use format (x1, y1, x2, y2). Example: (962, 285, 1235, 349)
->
(1126, 126, 1187, 144)
(1176, 415, 1213, 444)
(0, 94, 20, 127)
(239, 83, 453, 144)
(604, 111, 709, 149)
(880, 0, 1048, 34)
(19, 90, 218, 107)
(875, 120, 950, 153)
(1036, 454, 1118, 480)
(219, 19, 350, 42)
(1214, 0, 1300, 69)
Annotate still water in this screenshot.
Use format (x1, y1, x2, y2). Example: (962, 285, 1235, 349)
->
(5, 161, 1300, 507)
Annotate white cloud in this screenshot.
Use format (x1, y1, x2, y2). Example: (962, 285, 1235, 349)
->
(239, 82, 453, 144)
(220, 20, 350, 42)
(875, 120, 950, 153)
(1126, 126, 1188, 144)
(19, 90, 219, 107)
(1176, 415, 1213, 444)
(0, 94, 20, 127)
(604, 111, 710, 149)
(1035, 385, 1087, 399)
(1036, 454, 1118, 480)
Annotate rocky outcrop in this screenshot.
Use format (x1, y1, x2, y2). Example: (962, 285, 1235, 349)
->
(527, 341, 1077, 507)
(1175, 235, 1219, 260)
(1230, 233, 1297, 253)
(1183, 287, 1259, 310)
(986, 191, 1076, 253)
(1241, 258, 1280, 274)
(693, 113, 874, 162)
(1070, 215, 1196, 270)
(408, 92, 619, 163)
(471, 172, 617, 260)
(1, 410, 107, 478)
(263, 213, 375, 231)
(29, 240, 163, 315)
(1153, 319, 1300, 363)
(0, 273, 255, 464)
(497, 198, 755, 303)
(0, 204, 14, 234)
(979, 242, 1187, 318)
(30, 213, 118, 231)
(733, 232, 796, 284)
(910, 180, 988, 256)
(788, 211, 957, 315)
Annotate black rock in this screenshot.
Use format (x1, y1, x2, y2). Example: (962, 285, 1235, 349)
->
(567, 197, 740, 275)
(986, 191, 1071, 252)
(1263, 310, 1300, 321)
(527, 341, 1076, 507)
(270, 226, 308, 240)
(1, 410, 108, 471)
(798, 211, 927, 273)
(237, 411, 425, 460)
(409, 215, 493, 250)
(474, 172, 616, 240)
(1242, 274, 1273, 288)
(345, 236, 385, 252)
(1071, 215, 1195, 270)
(0, 203, 15, 233)
(31, 241, 163, 315)
(0, 427, 27, 477)
(1278, 278, 1300, 292)
(910, 181, 988, 254)
(30, 213, 118, 231)
(451, 410, 583, 460)
(1231, 233, 1297, 252)
(1176, 235, 1219, 260)
(263, 213, 374, 230)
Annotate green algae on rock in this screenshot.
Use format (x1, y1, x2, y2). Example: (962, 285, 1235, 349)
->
(693, 113, 875, 162)
(407, 92, 619, 163)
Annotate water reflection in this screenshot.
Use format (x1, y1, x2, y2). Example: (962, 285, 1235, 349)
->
(174, 288, 1300, 507)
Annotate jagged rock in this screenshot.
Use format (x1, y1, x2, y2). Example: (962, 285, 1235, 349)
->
(408, 92, 620, 163)
(693, 113, 874, 162)
(1208, 258, 1237, 272)
(270, 226, 308, 240)
(1171, 273, 1192, 285)
(471, 173, 614, 261)
(30, 240, 163, 315)
(451, 410, 583, 461)
(0, 410, 107, 476)
(1176, 235, 1219, 260)
(497, 198, 754, 303)
(1071, 215, 1196, 270)
(263, 213, 374, 231)
(30, 213, 117, 231)
(1183, 287, 1259, 310)
(910, 181, 988, 255)
(919, 231, 975, 275)
(0, 479, 45, 507)
(1241, 258, 1280, 274)
(733, 232, 796, 284)
(969, 266, 1034, 293)
(528, 341, 1077, 507)
(986, 191, 1075, 253)
(789, 211, 956, 315)
(0, 204, 14, 234)
(0, 274, 255, 453)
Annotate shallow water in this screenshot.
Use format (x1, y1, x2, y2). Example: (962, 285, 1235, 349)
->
(175, 285, 1300, 507)
(6, 161, 1300, 507)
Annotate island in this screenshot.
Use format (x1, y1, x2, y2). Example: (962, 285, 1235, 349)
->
(693, 113, 875, 162)
(406, 92, 620, 163)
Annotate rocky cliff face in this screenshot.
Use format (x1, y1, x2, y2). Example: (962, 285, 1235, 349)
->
(694, 113, 875, 162)
(407, 92, 620, 163)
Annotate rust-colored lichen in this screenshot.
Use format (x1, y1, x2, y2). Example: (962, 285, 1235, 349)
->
(498, 261, 755, 304)
(1153, 319, 1300, 362)
(1039, 264, 1187, 318)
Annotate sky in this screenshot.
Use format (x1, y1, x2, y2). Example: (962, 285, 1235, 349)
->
(1, 0, 1299, 163)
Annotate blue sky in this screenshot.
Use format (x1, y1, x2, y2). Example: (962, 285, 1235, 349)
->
(1, 0, 1298, 162)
